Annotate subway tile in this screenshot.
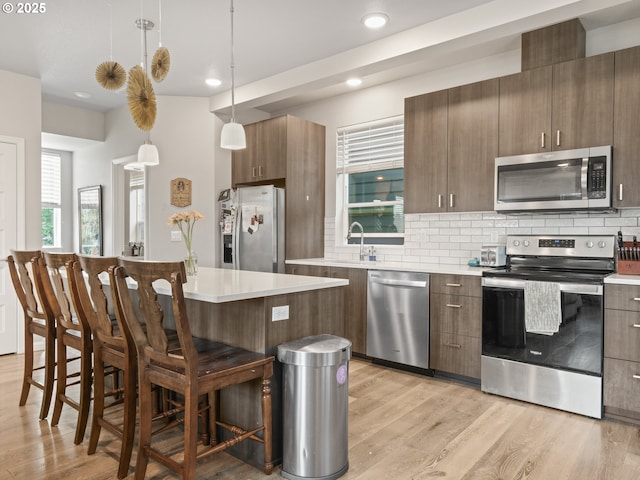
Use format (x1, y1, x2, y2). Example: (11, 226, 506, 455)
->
(605, 217, 638, 227)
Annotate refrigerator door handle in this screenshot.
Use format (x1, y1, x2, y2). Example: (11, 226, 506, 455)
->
(272, 188, 278, 272)
(232, 206, 240, 270)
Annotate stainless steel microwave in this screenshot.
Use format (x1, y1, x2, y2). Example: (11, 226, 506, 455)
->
(494, 145, 612, 213)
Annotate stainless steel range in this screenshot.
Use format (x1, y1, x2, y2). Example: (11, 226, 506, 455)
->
(481, 234, 615, 418)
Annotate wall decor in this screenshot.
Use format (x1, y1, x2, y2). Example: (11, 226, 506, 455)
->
(78, 185, 103, 255)
(171, 177, 192, 207)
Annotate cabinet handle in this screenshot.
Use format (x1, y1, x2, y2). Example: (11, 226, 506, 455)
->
(438, 194, 443, 208)
(619, 184, 623, 202)
(633, 374, 640, 380)
(444, 343, 462, 349)
(556, 130, 561, 147)
(449, 193, 454, 208)
(251, 166, 257, 178)
(446, 304, 462, 308)
(633, 298, 640, 302)
(540, 132, 545, 148)
(446, 283, 462, 287)
(258, 165, 263, 177)
(632, 324, 640, 328)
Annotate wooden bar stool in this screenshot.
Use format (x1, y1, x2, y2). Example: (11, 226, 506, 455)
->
(7, 249, 56, 420)
(40, 251, 93, 445)
(110, 258, 274, 480)
(67, 255, 136, 479)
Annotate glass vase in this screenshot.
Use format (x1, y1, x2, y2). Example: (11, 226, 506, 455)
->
(184, 250, 198, 276)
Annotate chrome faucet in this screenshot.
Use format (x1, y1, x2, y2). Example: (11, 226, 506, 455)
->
(347, 221, 365, 261)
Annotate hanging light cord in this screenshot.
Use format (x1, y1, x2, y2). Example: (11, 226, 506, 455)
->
(158, 0, 163, 47)
(108, 2, 113, 60)
(229, 0, 237, 123)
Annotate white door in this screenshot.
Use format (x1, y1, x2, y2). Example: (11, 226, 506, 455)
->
(0, 139, 20, 354)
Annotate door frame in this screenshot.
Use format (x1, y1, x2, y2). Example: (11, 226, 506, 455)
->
(0, 135, 26, 354)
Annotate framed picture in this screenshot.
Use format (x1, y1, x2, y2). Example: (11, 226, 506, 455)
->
(78, 185, 103, 255)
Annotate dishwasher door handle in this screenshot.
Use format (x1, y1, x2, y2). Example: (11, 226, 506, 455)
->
(370, 276, 428, 288)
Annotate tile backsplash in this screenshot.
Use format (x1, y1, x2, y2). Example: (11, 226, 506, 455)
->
(324, 209, 640, 266)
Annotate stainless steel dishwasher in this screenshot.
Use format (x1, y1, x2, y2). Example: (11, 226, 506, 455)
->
(366, 270, 430, 369)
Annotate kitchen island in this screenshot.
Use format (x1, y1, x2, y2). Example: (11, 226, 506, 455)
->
(155, 267, 348, 469)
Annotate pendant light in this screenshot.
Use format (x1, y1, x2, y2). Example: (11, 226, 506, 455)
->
(220, 0, 246, 150)
(131, 1, 159, 167)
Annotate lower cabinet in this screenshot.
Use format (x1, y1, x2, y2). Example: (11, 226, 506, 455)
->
(286, 264, 367, 355)
(604, 283, 640, 422)
(429, 274, 482, 380)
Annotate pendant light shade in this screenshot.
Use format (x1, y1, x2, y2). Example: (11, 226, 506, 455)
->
(138, 141, 160, 166)
(220, 121, 246, 150)
(221, 0, 246, 150)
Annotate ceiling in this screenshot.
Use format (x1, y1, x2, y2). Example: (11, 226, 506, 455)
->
(2, 0, 640, 118)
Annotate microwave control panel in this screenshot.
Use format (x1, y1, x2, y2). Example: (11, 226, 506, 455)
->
(588, 156, 607, 198)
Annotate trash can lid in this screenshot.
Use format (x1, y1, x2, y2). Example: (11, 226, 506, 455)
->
(277, 334, 352, 367)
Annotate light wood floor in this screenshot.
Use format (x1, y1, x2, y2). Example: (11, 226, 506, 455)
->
(2, 352, 640, 480)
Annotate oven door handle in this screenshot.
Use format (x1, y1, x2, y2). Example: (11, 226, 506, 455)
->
(482, 277, 603, 295)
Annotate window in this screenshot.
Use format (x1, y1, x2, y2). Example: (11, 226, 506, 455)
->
(337, 116, 404, 245)
(128, 170, 145, 244)
(41, 152, 62, 248)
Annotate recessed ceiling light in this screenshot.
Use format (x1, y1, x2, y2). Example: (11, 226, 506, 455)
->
(206, 78, 222, 87)
(346, 78, 362, 87)
(74, 91, 91, 99)
(362, 12, 388, 29)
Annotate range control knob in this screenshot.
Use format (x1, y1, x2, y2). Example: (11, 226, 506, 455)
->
(586, 241, 594, 248)
(598, 241, 607, 248)
(513, 240, 520, 247)
(523, 240, 530, 247)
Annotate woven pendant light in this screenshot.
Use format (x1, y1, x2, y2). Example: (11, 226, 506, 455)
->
(96, 60, 126, 90)
(151, 46, 170, 82)
(127, 65, 156, 131)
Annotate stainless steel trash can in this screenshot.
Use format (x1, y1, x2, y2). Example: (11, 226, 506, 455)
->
(277, 334, 351, 480)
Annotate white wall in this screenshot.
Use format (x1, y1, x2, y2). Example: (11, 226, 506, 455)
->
(145, 96, 217, 267)
(0, 69, 42, 249)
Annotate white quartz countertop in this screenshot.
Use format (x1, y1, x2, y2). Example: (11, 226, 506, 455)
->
(152, 267, 348, 303)
(286, 258, 487, 276)
(605, 273, 640, 285)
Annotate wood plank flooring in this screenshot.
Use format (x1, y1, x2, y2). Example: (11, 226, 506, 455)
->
(2, 352, 640, 479)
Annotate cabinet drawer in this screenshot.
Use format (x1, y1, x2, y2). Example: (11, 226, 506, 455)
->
(430, 332, 481, 379)
(430, 274, 481, 297)
(604, 357, 640, 414)
(604, 308, 640, 362)
(605, 284, 640, 311)
(432, 294, 482, 337)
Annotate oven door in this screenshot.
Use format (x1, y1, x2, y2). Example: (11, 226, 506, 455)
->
(482, 277, 603, 376)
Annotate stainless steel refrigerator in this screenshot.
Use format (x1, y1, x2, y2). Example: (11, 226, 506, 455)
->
(218, 185, 285, 273)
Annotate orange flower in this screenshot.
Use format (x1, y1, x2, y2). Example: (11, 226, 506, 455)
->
(167, 210, 204, 254)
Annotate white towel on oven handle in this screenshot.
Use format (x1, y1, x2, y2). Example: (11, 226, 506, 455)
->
(524, 280, 562, 336)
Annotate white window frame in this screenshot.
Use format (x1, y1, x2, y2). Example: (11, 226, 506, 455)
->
(336, 116, 404, 245)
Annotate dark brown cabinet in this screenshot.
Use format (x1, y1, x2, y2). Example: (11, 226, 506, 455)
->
(604, 283, 640, 422)
(286, 264, 367, 355)
(498, 66, 553, 156)
(404, 79, 498, 214)
(499, 53, 614, 156)
(232, 116, 286, 184)
(429, 274, 482, 379)
(233, 115, 326, 260)
(404, 90, 448, 214)
(613, 45, 640, 208)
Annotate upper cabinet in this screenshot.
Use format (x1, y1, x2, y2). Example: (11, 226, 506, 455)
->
(447, 79, 499, 212)
(404, 90, 448, 214)
(232, 116, 287, 184)
(613, 45, 640, 208)
(404, 79, 498, 214)
(499, 53, 614, 156)
(498, 66, 553, 156)
(232, 115, 326, 260)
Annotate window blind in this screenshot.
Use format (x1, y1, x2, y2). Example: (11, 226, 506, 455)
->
(41, 152, 61, 206)
(337, 116, 404, 174)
